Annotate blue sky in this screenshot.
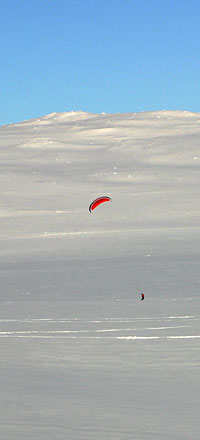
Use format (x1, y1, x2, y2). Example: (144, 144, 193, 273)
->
(0, 0, 200, 125)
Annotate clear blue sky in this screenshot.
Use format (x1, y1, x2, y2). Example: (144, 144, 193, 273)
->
(1, 0, 200, 125)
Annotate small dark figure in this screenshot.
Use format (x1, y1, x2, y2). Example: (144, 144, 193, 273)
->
(141, 293, 144, 301)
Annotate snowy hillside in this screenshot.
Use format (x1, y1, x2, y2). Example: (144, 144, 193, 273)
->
(1, 111, 200, 439)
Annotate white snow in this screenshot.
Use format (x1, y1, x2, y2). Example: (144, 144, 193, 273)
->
(1, 110, 200, 439)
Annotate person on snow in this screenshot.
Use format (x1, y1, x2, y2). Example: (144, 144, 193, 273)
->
(141, 293, 144, 301)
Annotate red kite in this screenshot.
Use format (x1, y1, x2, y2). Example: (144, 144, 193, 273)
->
(89, 196, 111, 212)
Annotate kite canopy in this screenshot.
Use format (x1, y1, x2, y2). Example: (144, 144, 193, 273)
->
(89, 196, 111, 212)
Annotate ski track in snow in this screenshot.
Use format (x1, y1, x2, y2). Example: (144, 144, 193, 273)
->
(1, 335, 200, 340)
(0, 315, 197, 323)
(1, 226, 200, 241)
(1, 315, 199, 340)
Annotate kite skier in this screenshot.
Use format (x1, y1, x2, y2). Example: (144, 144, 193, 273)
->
(141, 293, 144, 301)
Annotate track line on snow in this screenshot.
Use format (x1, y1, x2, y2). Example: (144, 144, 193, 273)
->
(1, 226, 200, 241)
(1, 334, 200, 340)
(0, 316, 197, 323)
(0, 326, 188, 336)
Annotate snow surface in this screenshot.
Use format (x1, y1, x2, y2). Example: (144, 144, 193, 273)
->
(0, 110, 200, 439)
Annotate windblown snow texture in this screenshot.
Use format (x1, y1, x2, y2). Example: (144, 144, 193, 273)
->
(1, 110, 200, 439)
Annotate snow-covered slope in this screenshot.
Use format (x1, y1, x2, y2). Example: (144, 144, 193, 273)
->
(1, 111, 200, 439)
